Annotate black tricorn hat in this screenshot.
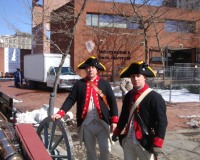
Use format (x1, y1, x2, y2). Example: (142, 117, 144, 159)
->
(77, 56, 106, 71)
(120, 61, 156, 78)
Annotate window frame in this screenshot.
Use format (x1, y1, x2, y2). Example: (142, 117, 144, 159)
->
(86, 13, 141, 30)
(165, 19, 196, 33)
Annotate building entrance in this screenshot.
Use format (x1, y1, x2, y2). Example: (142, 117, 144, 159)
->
(166, 48, 196, 66)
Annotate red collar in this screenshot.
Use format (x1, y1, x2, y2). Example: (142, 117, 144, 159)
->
(133, 83, 149, 102)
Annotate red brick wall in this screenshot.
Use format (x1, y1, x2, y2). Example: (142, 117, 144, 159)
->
(48, 0, 200, 78)
(74, 1, 200, 77)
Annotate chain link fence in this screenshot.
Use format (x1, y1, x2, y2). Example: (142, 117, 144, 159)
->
(113, 63, 200, 102)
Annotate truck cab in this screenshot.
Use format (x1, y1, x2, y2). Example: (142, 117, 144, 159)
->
(47, 66, 81, 90)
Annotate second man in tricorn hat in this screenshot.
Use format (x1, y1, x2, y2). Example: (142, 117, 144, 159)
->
(51, 56, 118, 160)
(112, 61, 168, 160)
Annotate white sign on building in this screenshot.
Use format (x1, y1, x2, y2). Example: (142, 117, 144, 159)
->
(4, 48, 21, 73)
(85, 40, 95, 53)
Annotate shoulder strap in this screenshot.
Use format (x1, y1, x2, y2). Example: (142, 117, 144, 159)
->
(128, 88, 153, 123)
(88, 80, 110, 110)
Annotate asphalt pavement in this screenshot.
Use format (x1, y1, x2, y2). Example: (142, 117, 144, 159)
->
(111, 128, 200, 160)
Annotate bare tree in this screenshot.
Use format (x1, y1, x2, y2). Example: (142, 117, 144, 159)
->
(111, 0, 172, 64)
(0, 0, 32, 34)
(31, 0, 89, 115)
(50, 1, 88, 94)
(80, 0, 174, 72)
(89, 27, 142, 81)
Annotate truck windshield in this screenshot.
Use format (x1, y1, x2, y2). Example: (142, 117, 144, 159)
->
(55, 67, 76, 75)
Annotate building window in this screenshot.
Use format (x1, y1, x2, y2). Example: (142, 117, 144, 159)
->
(86, 13, 141, 29)
(113, 15, 127, 28)
(86, 14, 98, 26)
(165, 20, 195, 33)
(99, 15, 114, 27)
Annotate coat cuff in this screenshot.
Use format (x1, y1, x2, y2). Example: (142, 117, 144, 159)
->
(110, 116, 118, 123)
(153, 137, 164, 148)
(56, 110, 65, 117)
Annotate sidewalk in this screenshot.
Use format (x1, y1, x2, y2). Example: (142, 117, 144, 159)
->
(111, 128, 200, 160)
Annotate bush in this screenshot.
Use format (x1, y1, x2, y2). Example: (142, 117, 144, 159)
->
(187, 85, 200, 94)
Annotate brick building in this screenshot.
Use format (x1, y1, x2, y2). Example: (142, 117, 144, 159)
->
(32, 0, 70, 54)
(32, 0, 200, 80)
(0, 32, 31, 77)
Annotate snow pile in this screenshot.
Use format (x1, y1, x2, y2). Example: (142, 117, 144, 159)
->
(178, 114, 200, 128)
(112, 86, 200, 102)
(186, 119, 200, 128)
(156, 88, 200, 102)
(178, 115, 200, 118)
(16, 104, 73, 124)
(13, 98, 23, 103)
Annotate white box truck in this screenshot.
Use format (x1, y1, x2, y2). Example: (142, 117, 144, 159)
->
(24, 54, 81, 90)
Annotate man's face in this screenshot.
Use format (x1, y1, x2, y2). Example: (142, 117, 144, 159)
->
(130, 74, 146, 89)
(85, 66, 98, 79)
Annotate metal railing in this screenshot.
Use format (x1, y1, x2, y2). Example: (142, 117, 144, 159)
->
(147, 79, 200, 102)
(113, 64, 200, 102)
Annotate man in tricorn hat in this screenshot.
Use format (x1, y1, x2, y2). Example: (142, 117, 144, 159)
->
(51, 56, 118, 160)
(112, 61, 167, 160)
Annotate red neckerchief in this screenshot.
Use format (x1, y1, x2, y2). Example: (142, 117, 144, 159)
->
(81, 75, 102, 119)
(133, 83, 149, 102)
(133, 83, 149, 140)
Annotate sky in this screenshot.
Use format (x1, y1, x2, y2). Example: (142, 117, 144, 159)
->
(0, 0, 125, 36)
(0, 0, 32, 35)
(0, 0, 163, 36)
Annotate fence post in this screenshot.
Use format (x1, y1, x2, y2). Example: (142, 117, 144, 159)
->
(156, 78, 158, 90)
(113, 67, 116, 86)
(199, 85, 200, 101)
(169, 81, 172, 102)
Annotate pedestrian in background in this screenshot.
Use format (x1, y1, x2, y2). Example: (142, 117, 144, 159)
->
(112, 61, 167, 160)
(51, 56, 118, 160)
(14, 68, 22, 88)
(120, 77, 133, 101)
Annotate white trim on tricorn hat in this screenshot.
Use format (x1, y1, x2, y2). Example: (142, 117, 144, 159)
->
(77, 56, 106, 71)
(119, 61, 156, 78)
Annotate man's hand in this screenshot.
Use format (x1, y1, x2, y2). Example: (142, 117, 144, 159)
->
(152, 147, 164, 158)
(112, 134, 118, 142)
(51, 114, 62, 121)
(110, 123, 117, 132)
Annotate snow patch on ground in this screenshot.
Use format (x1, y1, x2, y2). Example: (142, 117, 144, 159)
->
(16, 104, 73, 125)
